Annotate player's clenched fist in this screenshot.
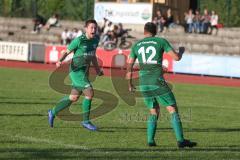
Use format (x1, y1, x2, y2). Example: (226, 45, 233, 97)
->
(56, 61, 62, 68)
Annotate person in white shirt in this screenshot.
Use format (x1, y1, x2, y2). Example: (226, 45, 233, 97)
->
(66, 29, 73, 44)
(101, 21, 114, 45)
(185, 9, 194, 33)
(210, 10, 219, 34)
(71, 28, 78, 39)
(45, 14, 61, 30)
(61, 29, 68, 45)
(76, 29, 83, 37)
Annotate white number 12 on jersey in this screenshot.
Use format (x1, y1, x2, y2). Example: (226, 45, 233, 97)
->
(138, 46, 157, 64)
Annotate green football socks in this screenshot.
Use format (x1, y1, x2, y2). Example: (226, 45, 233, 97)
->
(52, 96, 72, 117)
(171, 112, 184, 142)
(82, 98, 92, 123)
(147, 114, 158, 144)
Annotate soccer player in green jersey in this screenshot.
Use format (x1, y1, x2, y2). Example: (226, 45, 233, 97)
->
(48, 19, 103, 131)
(126, 22, 197, 148)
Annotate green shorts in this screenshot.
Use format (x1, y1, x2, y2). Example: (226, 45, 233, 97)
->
(139, 75, 175, 108)
(69, 69, 92, 91)
(143, 92, 176, 109)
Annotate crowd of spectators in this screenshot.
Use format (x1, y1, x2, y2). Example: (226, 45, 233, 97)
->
(59, 18, 131, 46)
(61, 28, 83, 45)
(184, 9, 219, 34)
(99, 18, 130, 45)
(31, 8, 221, 46)
(152, 8, 177, 33)
(153, 8, 220, 35)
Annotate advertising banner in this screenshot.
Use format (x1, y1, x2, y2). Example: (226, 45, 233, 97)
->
(173, 53, 240, 78)
(94, 2, 152, 24)
(0, 41, 29, 61)
(45, 45, 72, 63)
(44, 45, 173, 71)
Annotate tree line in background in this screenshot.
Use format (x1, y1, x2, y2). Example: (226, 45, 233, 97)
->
(200, 0, 240, 27)
(0, 0, 94, 21)
(0, 0, 239, 27)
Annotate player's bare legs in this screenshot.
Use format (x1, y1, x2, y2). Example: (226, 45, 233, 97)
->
(82, 87, 94, 99)
(166, 105, 197, 148)
(69, 88, 81, 102)
(81, 87, 97, 131)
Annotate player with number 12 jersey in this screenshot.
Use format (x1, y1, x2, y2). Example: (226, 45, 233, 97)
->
(130, 36, 174, 97)
(127, 22, 197, 148)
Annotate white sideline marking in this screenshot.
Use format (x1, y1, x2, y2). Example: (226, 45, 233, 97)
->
(0, 133, 88, 150)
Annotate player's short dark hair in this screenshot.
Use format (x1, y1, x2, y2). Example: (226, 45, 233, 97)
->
(85, 19, 98, 27)
(144, 22, 157, 36)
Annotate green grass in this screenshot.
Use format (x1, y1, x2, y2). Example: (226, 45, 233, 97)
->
(0, 67, 240, 160)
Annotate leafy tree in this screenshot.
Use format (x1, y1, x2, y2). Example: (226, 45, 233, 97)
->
(1, 0, 239, 26)
(36, 0, 94, 20)
(0, 0, 94, 20)
(0, 0, 12, 16)
(200, 0, 240, 26)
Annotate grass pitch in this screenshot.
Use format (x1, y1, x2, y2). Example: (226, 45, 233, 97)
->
(0, 67, 240, 160)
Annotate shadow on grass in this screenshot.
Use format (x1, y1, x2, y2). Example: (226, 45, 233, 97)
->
(0, 96, 53, 100)
(0, 101, 56, 105)
(99, 126, 240, 133)
(0, 147, 239, 160)
(0, 113, 46, 117)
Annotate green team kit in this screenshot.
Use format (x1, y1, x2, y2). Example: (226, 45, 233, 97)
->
(68, 33, 99, 91)
(48, 32, 100, 130)
(48, 20, 196, 147)
(130, 36, 176, 108)
(129, 30, 196, 148)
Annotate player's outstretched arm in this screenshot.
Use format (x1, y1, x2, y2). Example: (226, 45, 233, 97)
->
(92, 55, 104, 76)
(166, 47, 185, 61)
(126, 57, 136, 92)
(56, 49, 72, 68)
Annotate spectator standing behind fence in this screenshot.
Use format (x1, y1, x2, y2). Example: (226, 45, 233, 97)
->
(77, 28, 83, 37)
(61, 28, 68, 45)
(61, 28, 72, 45)
(103, 21, 114, 35)
(111, 25, 119, 44)
(101, 21, 114, 45)
(71, 28, 79, 39)
(116, 23, 129, 38)
(185, 9, 194, 33)
(165, 8, 175, 29)
(193, 10, 201, 33)
(200, 9, 211, 34)
(100, 18, 108, 35)
(66, 29, 73, 44)
(210, 11, 219, 34)
(45, 14, 61, 31)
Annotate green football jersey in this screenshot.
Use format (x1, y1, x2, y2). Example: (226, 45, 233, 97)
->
(68, 33, 99, 71)
(130, 36, 173, 77)
(130, 36, 173, 95)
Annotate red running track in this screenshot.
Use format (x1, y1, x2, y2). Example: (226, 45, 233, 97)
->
(1, 60, 240, 88)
